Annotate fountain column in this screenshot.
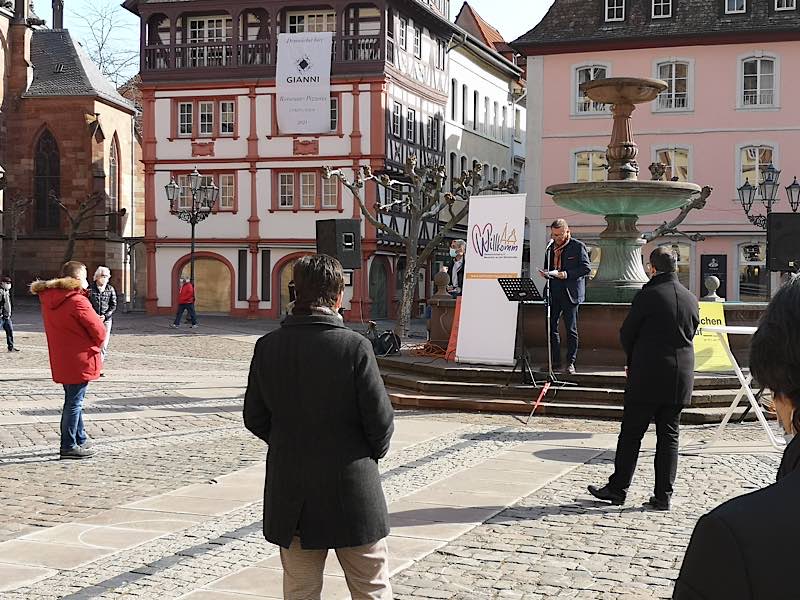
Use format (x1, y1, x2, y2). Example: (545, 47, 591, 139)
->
(590, 214, 650, 302)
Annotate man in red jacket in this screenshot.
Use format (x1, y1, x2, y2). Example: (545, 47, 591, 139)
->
(171, 277, 198, 328)
(31, 261, 106, 459)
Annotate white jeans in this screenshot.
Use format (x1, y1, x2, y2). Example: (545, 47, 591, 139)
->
(101, 319, 112, 361)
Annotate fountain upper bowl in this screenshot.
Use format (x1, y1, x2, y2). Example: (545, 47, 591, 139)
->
(545, 180, 702, 216)
(580, 77, 667, 104)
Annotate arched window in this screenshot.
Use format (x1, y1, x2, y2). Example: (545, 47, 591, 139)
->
(658, 241, 691, 290)
(449, 152, 456, 191)
(34, 129, 61, 229)
(108, 137, 120, 233)
(738, 242, 768, 301)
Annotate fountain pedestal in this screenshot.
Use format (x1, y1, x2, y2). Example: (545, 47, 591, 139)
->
(588, 214, 649, 302)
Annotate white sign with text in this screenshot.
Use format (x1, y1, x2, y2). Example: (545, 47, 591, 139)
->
(276, 32, 333, 134)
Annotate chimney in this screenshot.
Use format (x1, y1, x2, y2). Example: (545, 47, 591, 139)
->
(13, 0, 29, 22)
(52, 0, 64, 29)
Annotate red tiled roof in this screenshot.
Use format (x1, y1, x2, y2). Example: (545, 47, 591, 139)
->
(455, 2, 507, 49)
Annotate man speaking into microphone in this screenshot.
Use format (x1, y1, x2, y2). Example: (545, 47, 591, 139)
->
(538, 219, 591, 374)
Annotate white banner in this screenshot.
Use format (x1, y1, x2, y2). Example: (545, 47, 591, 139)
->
(276, 32, 333, 134)
(456, 194, 526, 365)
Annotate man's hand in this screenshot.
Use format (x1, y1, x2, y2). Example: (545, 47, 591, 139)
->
(557, 271, 567, 280)
(624, 366, 628, 378)
(537, 269, 547, 279)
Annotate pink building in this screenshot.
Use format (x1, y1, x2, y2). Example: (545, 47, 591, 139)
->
(515, 0, 800, 301)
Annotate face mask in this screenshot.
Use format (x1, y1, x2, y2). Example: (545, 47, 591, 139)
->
(0, 283, 9, 290)
(81, 278, 89, 290)
(449, 248, 457, 258)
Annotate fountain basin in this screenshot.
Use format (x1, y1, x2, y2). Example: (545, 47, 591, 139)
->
(546, 180, 702, 216)
(581, 77, 667, 104)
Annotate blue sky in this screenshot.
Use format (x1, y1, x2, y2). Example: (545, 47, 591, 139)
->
(33, 0, 555, 51)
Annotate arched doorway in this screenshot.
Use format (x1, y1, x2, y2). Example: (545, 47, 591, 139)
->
(279, 259, 297, 316)
(180, 258, 231, 313)
(369, 259, 388, 319)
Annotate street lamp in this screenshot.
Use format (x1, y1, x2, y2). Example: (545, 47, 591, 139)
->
(165, 167, 219, 284)
(737, 163, 800, 230)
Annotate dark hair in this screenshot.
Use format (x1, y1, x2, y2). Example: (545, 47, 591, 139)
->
(649, 247, 677, 274)
(0, 276, 10, 284)
(550, 218, 568, 229)
(292, 254, 345, 314)
(751, 275, 800, 430)
(60, 261, 86, 279)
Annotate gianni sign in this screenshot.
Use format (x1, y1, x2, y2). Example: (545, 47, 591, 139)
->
(471, 222, 520, 259)
(276, 32, 333, 134)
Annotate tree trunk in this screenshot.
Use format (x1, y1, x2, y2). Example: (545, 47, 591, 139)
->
(394, 217, 420, 338)
(63, 229, 78, 264)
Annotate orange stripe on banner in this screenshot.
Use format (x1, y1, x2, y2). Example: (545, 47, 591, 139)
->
(446, 296, 462, 362)
(465, 273, 518, 280)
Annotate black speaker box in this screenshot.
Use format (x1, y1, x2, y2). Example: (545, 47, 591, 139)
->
(315, 219, 362, 269)
(767, 213, 800, 272)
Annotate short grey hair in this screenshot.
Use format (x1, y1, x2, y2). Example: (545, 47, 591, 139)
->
(94, 266, 111, 279)
(454, 240, 467, 251)
(550, 219, 569, 230)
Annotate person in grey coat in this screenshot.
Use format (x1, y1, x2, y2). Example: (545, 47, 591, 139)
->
(244, 254, 395, 599)
(0, 276, 19, 352)
(588, 246, 699, 510)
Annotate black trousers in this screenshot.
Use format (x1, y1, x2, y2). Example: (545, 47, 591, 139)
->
(549, 289, 579, 367)
(608, 402, 683, 501)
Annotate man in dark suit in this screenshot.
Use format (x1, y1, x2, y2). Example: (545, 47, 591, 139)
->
(244, 254, 395, 598)
(538, 218, 591, 374)
(588, 247, 699, 510)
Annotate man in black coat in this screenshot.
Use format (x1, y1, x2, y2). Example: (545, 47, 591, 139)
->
(538, 218, 591, 373)
(589, 246, 699, 510)
(244, 254, 395, 599)
(673, 275, 800, 599)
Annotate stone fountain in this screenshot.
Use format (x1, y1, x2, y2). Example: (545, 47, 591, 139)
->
(546, 77, 702, 302)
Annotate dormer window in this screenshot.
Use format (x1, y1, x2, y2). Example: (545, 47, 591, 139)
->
(605, 0, 624, 21)
(776, 0, 796, 10)
(725, 0, 745, 14)
(652, 0, 671, 18)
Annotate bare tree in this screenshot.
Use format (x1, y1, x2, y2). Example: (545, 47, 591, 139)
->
(4, 197, 33, 289)
(324, 157, 517, 337)
(51, 192, 126, 264)
(71, 0, 139, 87)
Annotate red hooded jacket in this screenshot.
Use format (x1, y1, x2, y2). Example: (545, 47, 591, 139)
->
(178, 281, 195, 305)
(31, 277, 107, 385)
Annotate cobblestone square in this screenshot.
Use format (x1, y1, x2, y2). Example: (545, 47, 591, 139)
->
(0, 308, 783, 599)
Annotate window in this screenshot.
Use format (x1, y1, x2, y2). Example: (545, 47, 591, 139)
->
(220, 101, 235, 135)
(199, 101, 214, 136)
(427, 116, 440, 149)
(574, 150, 607, 182)
(450, 79, 457, 120)
(108, 139, 119, 231)
(656, 61, 689, 110)
(472, 91, 479, 130)
(387, 8, 394, 39)
(34, 129, 60, 229)
(461, 85, 468, 125)
(655, 147, 690, 181)
(406, 108, 416, 142)
(483, 97, 489, 133)
(330, 96, 338, 132)
(392, 102, 402, 137)
(179, 102, 193, 136)
(449, 153, 456, 191)
(175, 174, 213, 210)
(399, 17, 407, 50)
(460, 156, 467, 176)
(740, 145, 774, 186)
(300, 172, 316, 208)
(501, 106, 507, 141)
(576, 65, 608, 113)
(492, 102, 498, 138)
(500, 169, 507, 182)
(188, 17, 232, 67)
(413, 27, 421, 58)
(652, 0, 671, 17)
(659, 242, 691, 290)
(742, 57, 775, 106)
(726, 0, 745, 13)
(514, 108, 521, 138)
(287, 11, 336, 33)
(279, 173, 294, 208)
(739, 243, 768, 301)
(219, 174, 235, 209)
(322, 177, 338, 208)
(776, 0, 796, 9)
(492, 166, 498, 183)
(605, 0, 624, 20)
(436, 39, 446, 69)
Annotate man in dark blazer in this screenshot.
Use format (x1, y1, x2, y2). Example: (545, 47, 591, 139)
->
(589, 246, 699, 510)
(244, 254, 395, 598)
(673, 275, 800, 599)
(538, 218, 591, 373)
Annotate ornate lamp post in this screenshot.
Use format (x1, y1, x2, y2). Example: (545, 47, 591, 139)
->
(737, 163, 800, 229)
(164, 167, 219, 283)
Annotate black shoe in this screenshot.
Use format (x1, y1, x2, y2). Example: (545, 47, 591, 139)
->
(588, 484, 626, 505)
(79, 439, 94, 450)
(59, 446, 95, 460)
(643, 496, 670, 511)
(8, 347, 19, 352)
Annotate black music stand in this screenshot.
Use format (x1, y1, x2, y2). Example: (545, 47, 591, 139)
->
(498, 278, 542, 386)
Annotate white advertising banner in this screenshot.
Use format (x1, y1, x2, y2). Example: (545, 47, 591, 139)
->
(276, 32, 333, 134)
(456, 194, 527, 365)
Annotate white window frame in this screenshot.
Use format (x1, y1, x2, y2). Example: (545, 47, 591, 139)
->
(392, 102, 402, 137)
(188, 17, 232, 67)
(413, 26, 421, 58)
(572, 148, 608, 183)
(605, 0, 625, 21)
(738, 53, 779, 109)
(219, 174, 235, 209)
(398, 17, 407, 50)
(287, 11, 336, 33)
(483, 97, 489, 134)
(322, 177, 338, 208)
(736, 142, 777, 188)
(199, 101, 214, 137)
(220, 101, 235, 136)
(572, 62, 611, 116)
(278, 173, 295, 209)
(406, 107, 416, 142)
(300, 172, 316, 208)
(776, 0, 796, 10)
(330, 97, 338, 132)
(653, 58, 693, 112)
(725, 0, 746, 14)
(651, 146, 692, 182)
(652, 0, 671, 17)
(178, 102, 193, 137)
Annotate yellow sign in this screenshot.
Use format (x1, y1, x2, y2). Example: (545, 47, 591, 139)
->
(694, 302, 734, 372)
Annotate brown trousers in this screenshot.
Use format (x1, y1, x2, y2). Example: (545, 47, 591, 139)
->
(280, 536, 392, 599)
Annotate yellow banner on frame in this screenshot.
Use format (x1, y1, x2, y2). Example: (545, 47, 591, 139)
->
(694, 302, 734, 372)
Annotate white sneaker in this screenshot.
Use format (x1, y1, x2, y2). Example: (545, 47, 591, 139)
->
(191, 324, 199, 329)
(170, 324, 178, 329)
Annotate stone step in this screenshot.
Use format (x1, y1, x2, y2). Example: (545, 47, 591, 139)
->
(382, 372, 741, 408)
(387, 390, 759, 425)
(378, 356, 741, 390)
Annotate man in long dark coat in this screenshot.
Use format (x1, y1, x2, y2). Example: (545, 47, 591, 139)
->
(588, 246, 699, 510)
(244, 254, 394, 598)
